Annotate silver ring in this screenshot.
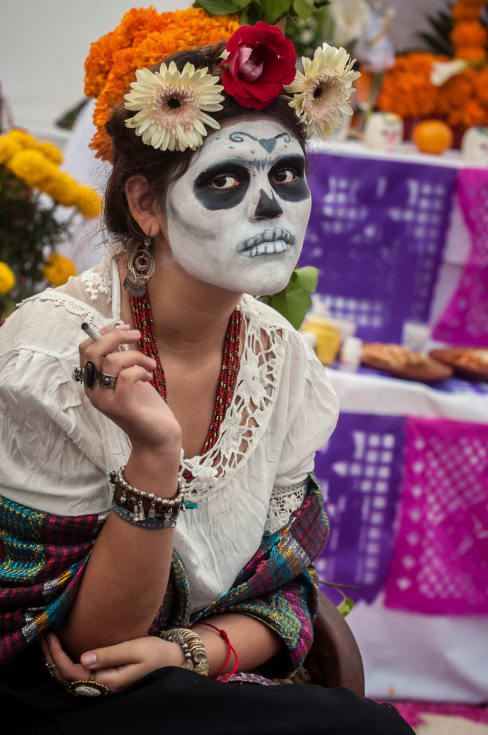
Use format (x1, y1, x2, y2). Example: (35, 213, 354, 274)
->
(98, 372, 118, 389)
(45, 662, 57, 676)
(72, 367, 84, 384)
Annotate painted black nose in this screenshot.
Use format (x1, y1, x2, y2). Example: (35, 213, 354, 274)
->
(254, 189, 283, 219)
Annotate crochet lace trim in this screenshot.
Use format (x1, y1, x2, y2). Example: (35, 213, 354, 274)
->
(264, 480, 308, 534)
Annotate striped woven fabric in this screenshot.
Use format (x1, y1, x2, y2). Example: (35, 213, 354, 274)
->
(0, 475, 329, 673)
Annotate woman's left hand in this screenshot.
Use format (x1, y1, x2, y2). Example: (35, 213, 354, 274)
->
(41, 633, 184, 694)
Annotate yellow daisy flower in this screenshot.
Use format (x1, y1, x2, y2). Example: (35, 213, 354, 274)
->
(286, 44, 360, 139)
(124, 61, 224, 152)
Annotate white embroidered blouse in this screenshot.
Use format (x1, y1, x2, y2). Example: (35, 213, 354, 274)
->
(0, 255, 339, 612)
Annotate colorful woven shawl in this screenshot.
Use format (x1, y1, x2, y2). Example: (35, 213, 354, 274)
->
(0, 476, 329, 673)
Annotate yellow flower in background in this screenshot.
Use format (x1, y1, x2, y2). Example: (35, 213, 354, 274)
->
(6, 129, 39, 148)
(5, 134, 100, 218)
(43, 173, 81, 208)
(76, 186, 102, 218)
(0, 136, 22, 164)
(0, 262, 16, 295)
(8, 149, 55, 188)
(42, 254, 77, 287)
(5, 130, 63, 165)
(36, 141, 63, 165)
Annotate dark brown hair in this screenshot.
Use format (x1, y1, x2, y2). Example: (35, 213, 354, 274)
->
(104, 42, 306, 246)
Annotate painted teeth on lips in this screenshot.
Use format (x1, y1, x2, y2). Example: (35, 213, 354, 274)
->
(239, 228, 295, 255)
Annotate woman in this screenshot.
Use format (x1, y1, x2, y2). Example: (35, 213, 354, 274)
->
(0, 23, 413, 735)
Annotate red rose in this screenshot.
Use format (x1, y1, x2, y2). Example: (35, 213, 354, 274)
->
(220, 22, 296, 111)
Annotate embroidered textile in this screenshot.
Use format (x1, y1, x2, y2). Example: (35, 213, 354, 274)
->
(0, 476, 328, 672)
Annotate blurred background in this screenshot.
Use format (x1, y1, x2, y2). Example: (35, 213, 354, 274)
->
(1, 2, 488, 733)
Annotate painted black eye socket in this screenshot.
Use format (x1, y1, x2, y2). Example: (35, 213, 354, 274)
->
(272, 168, 300, 185)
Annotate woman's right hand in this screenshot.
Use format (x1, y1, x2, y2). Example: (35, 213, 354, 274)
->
(78, 324, 182, 460)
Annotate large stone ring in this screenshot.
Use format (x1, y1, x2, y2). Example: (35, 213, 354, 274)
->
(98, 372, 118, 389)
(66, 671, 110, 697)
(82, 360, 98, 388)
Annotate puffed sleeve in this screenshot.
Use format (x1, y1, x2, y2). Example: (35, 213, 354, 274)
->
(0, 299, 115, 515)
(274, 331, 339, 487)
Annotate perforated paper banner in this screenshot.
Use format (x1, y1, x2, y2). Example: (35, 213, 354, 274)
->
(433, 168, 488, 346)
(301, 153, 457, 342)
(384, 416, 488, 615)
(315, 412, 406, 604)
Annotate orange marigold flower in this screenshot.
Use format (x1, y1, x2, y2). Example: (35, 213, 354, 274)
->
(448, 98, 488, 127)
(474, 67, 488, 104)
(437, 74, 473, 114)
(377, 53, 444, 118)
(454, 45, 487, 61)
(451, 21, 487, 48)
(84, 31, 118, 99)
(86, 8, 240, 161)
(452, 4, 483, 21)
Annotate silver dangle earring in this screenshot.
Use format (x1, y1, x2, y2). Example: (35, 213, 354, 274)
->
(123, 235, 155, 297)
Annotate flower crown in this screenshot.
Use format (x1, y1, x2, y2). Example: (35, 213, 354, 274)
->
(123, 21, 360, 153)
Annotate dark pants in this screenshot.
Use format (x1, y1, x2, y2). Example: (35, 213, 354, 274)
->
(1, 645, 414, 735)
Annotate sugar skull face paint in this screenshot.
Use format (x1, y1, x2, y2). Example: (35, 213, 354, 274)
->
(165, 119, 311, 295)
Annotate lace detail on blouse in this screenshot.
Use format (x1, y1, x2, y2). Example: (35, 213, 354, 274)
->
(264, 480, 308, 534)
(79, 256, 112, 304)
(17, 290, 107, 330)
(180, 296, 288, 501)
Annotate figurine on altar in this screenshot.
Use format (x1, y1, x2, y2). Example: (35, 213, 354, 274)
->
(364, 111, 403, 151)
(461, 126, 488, 165)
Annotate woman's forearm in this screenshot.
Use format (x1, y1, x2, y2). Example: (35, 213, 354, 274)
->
(60, 450, 179, 660)
(192, 613, 282, 677)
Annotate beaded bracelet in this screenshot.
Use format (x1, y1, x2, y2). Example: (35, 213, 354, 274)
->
(109, 467, 183, 526)
(160, 628, 209, 677)
(111, 497, 176, 530)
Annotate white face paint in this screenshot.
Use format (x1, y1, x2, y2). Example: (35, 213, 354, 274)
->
(165, 119, 311, 296)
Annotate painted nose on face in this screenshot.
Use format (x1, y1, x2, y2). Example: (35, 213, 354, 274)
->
(254, 188, 283, 220)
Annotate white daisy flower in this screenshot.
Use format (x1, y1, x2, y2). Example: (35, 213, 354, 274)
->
(285, 44, 360, 140)
(124, 61, 224, 152)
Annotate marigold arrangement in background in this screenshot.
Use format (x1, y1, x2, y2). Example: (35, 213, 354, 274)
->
(0, 129, 101, 321)
(377, 0, 488, 135)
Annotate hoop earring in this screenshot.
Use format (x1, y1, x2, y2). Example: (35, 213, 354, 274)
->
(123, 235, 155, 297)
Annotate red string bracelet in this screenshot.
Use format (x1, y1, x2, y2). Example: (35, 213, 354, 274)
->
(199, 622, 239, 681)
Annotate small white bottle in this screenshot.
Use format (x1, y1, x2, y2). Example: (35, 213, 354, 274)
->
(339, 336, 363, 372)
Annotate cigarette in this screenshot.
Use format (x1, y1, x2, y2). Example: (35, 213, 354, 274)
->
(81, 322, 102, 341)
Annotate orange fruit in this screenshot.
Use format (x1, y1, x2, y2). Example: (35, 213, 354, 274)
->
(413, 120, 453, 154)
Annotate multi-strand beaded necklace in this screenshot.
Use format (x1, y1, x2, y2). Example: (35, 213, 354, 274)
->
(130, 292, 243, 457)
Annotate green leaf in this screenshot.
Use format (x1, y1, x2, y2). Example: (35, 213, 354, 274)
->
(260, 0, 291, 23)
(268, 288, 312, 330)
(196, 0, 250, 15)
(293, 265, 319, 293)
(337, 597, 355, 617)
(292, 0, 314, 21)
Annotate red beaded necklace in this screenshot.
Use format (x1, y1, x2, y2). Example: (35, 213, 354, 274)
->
(130, 292, 242, 456)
